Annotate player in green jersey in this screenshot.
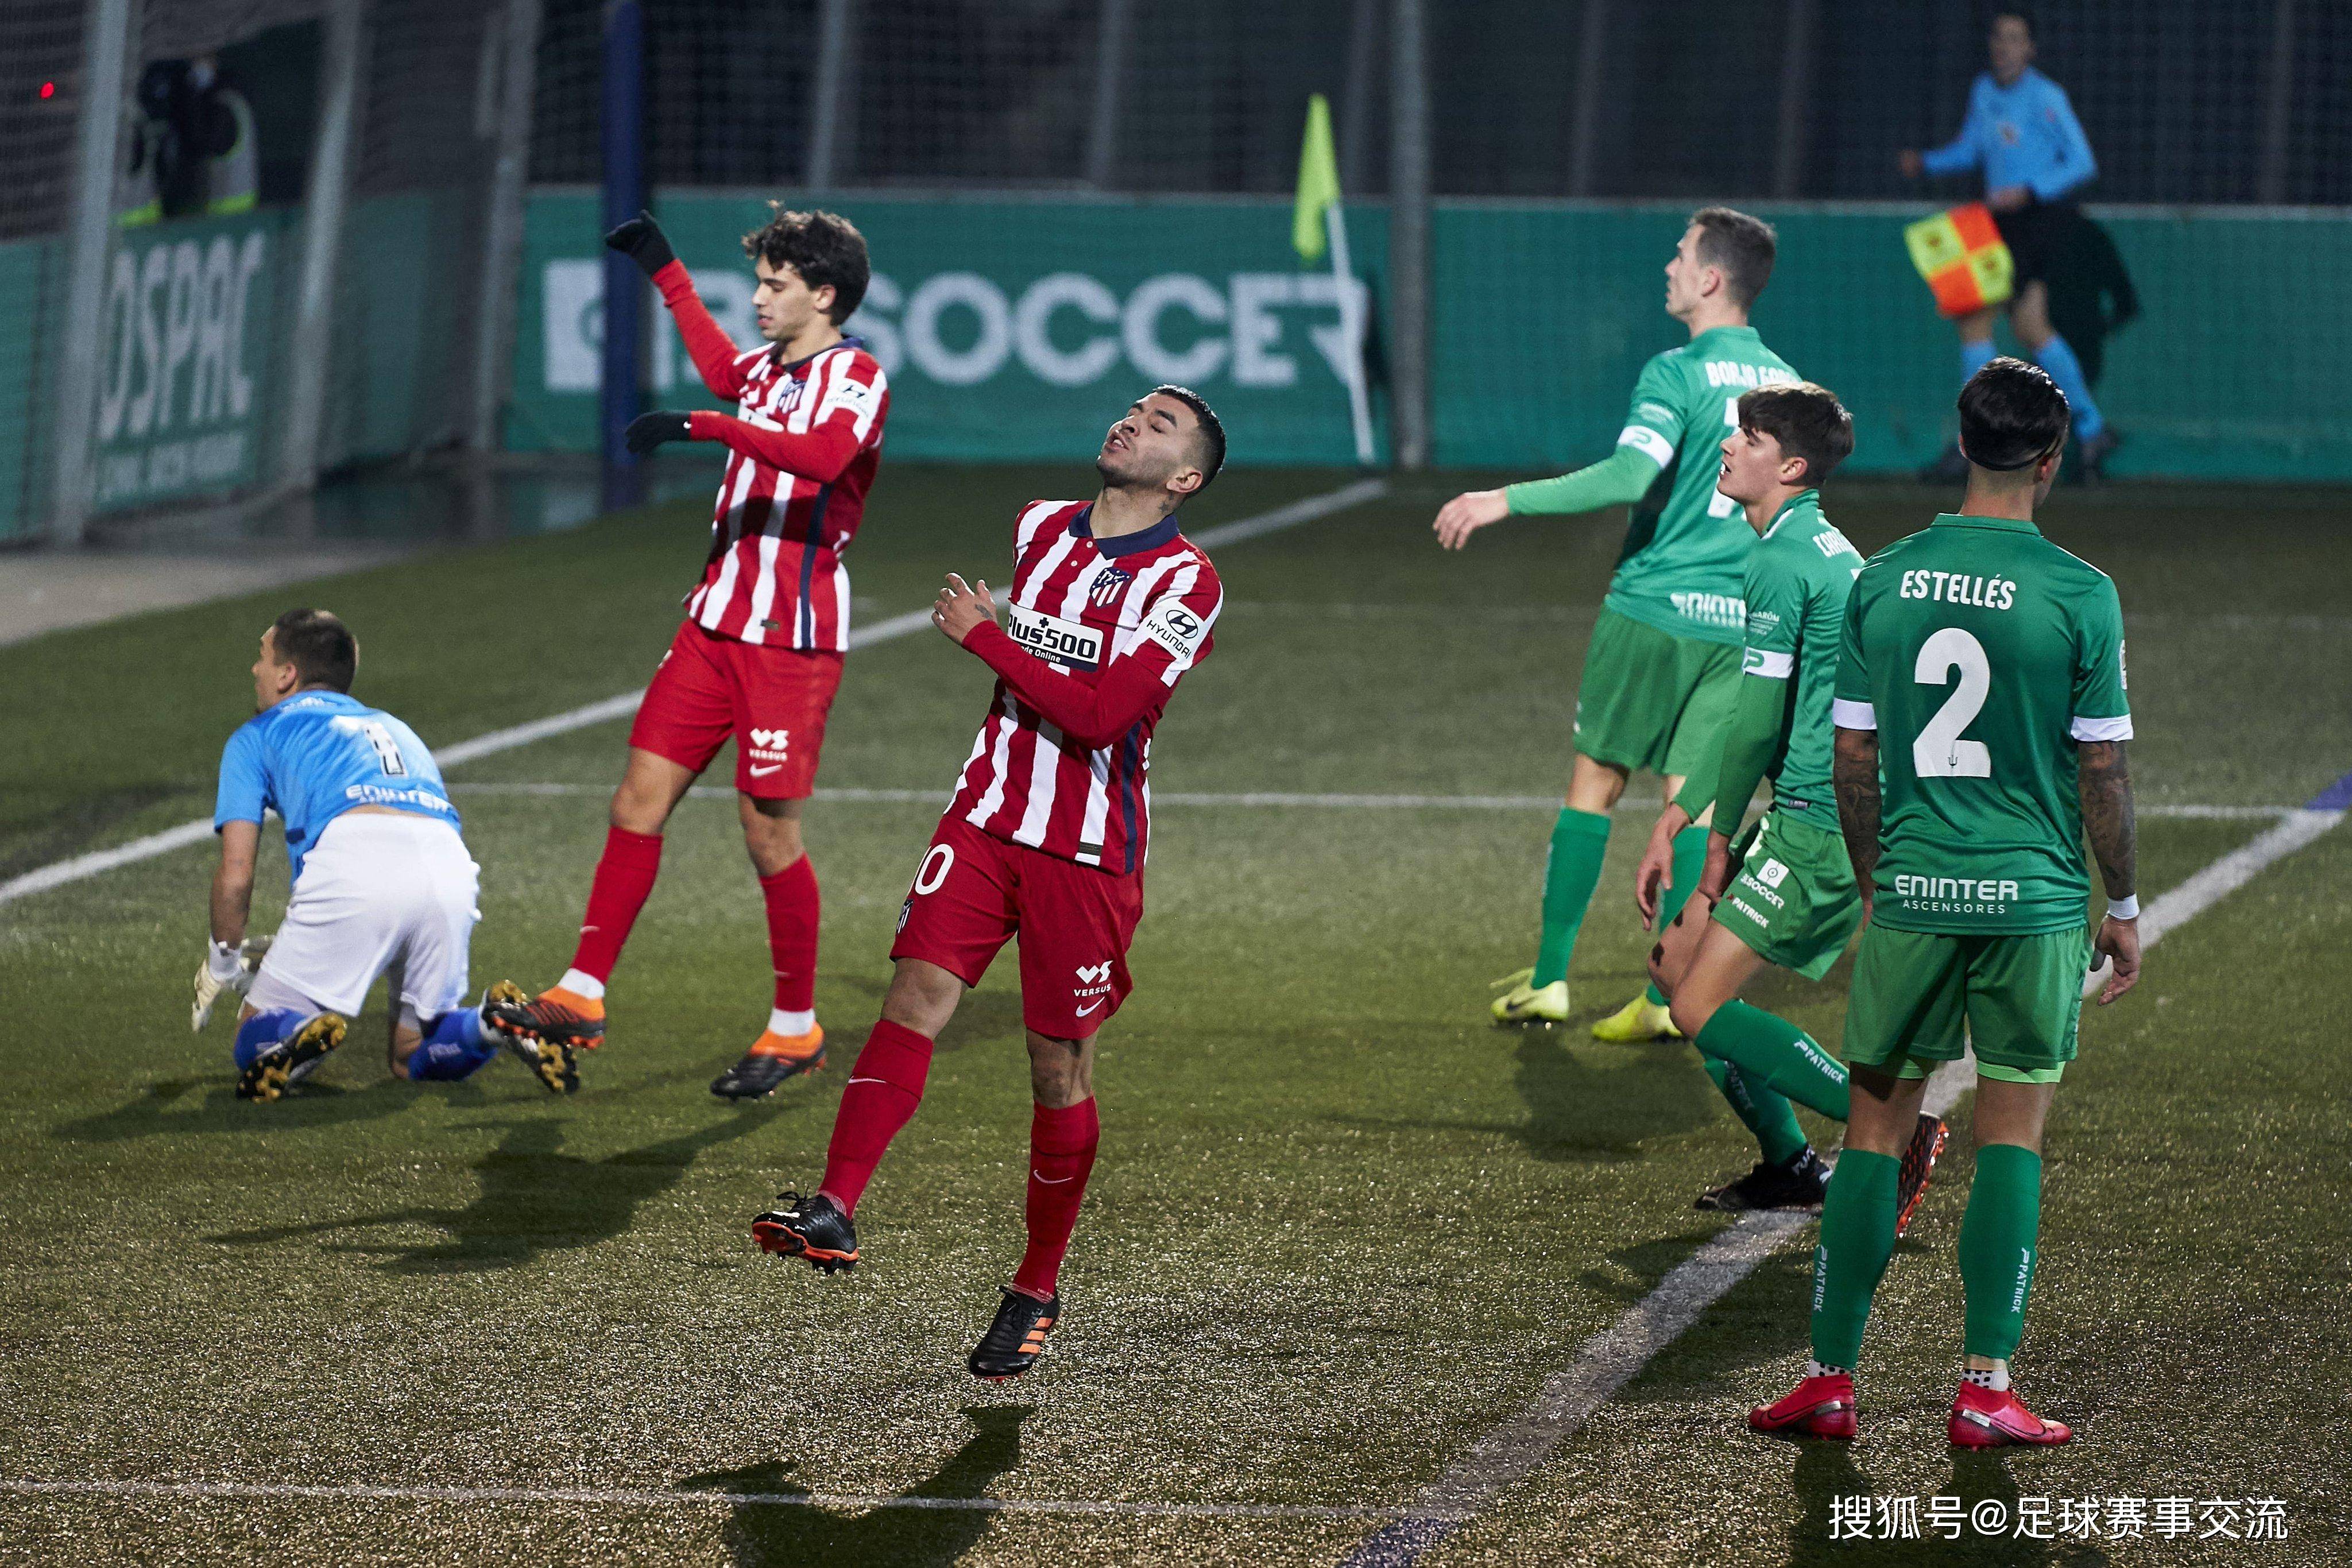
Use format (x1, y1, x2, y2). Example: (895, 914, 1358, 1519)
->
(1434, 208, 1798, 1037)
(1633, 384, 1948, 1225)
(1752, 358, 2141, 1449)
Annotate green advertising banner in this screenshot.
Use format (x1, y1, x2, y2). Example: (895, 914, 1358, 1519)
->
(510, 191, 1388, 467)
(91, 208, 297, 513)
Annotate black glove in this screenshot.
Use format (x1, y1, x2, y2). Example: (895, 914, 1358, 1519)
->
(604, 210, 676, 277)
(624, 411, 692, 455)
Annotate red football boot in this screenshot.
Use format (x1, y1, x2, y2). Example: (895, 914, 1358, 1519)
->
(1749, 1372, 1858, 1439)
(1949, 1381, 2072, 1447)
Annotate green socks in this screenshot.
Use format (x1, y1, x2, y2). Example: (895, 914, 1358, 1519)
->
(1701, 1056, 1808, 1166)
(1809, 1149, 1901, 1369)
(1692, 1000, 1852, 1121)
(1643, 826, 1712, 1005)
(1959, 1143, 2044, 1362)
(1533, 808, 1611, 988)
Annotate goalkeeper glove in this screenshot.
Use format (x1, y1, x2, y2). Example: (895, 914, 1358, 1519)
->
(625, 411, 693, 455)
(192, 936, 268, 1031)
(604, 210, 676, 278)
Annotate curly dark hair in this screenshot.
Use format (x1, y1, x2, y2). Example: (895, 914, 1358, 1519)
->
(741, 206, 871, 324)
(1737, 382, 1856, 487)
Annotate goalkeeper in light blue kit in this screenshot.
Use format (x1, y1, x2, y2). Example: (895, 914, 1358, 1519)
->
(194, 609, 570, 1101)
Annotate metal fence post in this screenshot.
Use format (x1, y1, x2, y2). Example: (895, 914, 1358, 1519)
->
(470, 0, 544, 454)
(278, 0, 366, 490)
(2257, 0, 2297, 204)
(1387, 0, 1430, 470)
(1084, 0, 1134, 188)
(47, 0, 137, 545)
(598, 0, 645, 510)
(1566, 0, 1610, 198)
(806, 0, 858, 188)
(1773, 0, 1818, 198)
(1339, 0, 1380, 195)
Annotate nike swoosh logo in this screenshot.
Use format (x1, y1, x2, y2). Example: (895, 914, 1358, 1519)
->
(1031, 1171, 1076, 1184)
(1075, 1001, 1105, 1016)
(749, 764, 783, 777)
(848, 1077, 887, 1086)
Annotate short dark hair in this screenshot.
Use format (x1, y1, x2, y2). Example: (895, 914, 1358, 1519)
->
(1959, 356, 2070, 471)
(1150, 384, 1225, 491)
(741, 206, 871, 324)
(270, 608, 357, 692)
(1738, 382, 1855, 487)
(1992, 7, 2036, 41)
(1689, 207, 1778, 309)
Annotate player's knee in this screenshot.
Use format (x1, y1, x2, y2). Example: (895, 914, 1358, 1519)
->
(882, 959, 961, 1036)
(1667, 989, 1715, 1040)
(1026, 1033, 1090, 1106)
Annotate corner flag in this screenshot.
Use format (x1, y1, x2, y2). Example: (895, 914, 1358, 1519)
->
(1293, 94, 1341, 261)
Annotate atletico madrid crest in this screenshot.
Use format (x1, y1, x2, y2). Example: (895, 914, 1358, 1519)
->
(1089, 567, 1133, 607)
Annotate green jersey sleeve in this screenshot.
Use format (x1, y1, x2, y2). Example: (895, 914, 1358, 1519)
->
(1833, 571, 1875, 723)
(2069, 576, 2132, 739)
(1615, 353, 1686, 474)
(1740, 551, 1805, 672)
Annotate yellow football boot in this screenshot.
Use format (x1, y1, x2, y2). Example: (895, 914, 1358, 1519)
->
(1590, 991, 1682, 1042)
(1490, 967, 1572, 1025)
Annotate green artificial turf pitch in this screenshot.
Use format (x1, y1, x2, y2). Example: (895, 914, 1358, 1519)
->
(2, 469, 2349, 1566)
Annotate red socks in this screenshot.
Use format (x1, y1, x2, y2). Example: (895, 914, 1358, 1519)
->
(817, 1019, 934, 1215)
(1013, 1098, 1100, 1300)
(568, 826, 663, 984)
(759, 855, 821, 1013)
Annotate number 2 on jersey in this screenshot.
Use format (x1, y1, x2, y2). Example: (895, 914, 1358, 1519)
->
(1912, 626, 1991, 779)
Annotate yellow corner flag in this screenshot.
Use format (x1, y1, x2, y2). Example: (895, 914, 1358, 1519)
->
(1293, 93, 1341, 261)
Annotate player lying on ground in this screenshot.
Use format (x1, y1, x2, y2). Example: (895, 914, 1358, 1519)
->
(1433, 207, 1800, 1042)
(750, 387, 1227, 1383)
(1752, 358, 2140, 1448)
(1637, 384, 1949, 1222)
(486, 207, 889, 1101)
(195, 610, 566, 1101)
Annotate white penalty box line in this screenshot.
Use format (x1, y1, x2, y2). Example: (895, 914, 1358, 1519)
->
(1339, 768, 2352, 1568)
(0, 1477, 1402, 1523)
(0, 479, 1388, 909)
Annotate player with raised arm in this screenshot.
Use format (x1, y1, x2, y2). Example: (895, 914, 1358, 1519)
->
(1635, 384, 1949, 1222)
(1751, 359, 2140, 1447)
(196, 610, 564, 1100)
(486, 207, 888, 1100)
(1434, 208, 1798, 1041)
(749, 388, 1225, 1383)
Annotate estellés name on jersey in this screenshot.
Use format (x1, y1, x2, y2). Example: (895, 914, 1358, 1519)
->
(684, 338, 889, 651)
(1606, 324, 1799, 646)
(1738, 490, 1861, 834)
(949, 500, 1223, 873)
(1833, 513, 2130, 934)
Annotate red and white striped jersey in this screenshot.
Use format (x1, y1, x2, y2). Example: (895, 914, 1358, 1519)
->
(680, 337, 888, 650)
(949, 499, 1224, 874)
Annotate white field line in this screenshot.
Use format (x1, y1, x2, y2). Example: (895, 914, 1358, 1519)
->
(0, 1477, 1399, 1523)
(1339, 791, 2350, 1568)
(0, 480, 1389, 909)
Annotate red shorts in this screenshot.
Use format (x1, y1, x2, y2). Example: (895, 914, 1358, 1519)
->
(890, 814, 1144, 1039)
(628, 621, 842, 799)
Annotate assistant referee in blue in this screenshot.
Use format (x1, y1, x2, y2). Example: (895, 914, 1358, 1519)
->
(1901, 9, 2117, 476)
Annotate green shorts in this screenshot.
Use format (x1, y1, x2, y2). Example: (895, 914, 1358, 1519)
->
(1572, 607, 1741, 779)
(1710, 812, 1862, 982)
(1843, 924, 2092, 1084)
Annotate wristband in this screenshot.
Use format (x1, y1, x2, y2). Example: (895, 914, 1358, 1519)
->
(2106, 895, 2139, 921)
(207, 939, 246, 980)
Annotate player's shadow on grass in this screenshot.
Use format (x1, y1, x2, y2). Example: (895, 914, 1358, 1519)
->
(1776, 1443, 2105, 1568)
(54, 1074, 424, 1143)
(204, 1110, 785, 1272)
(677, 1404, 1033, 1568)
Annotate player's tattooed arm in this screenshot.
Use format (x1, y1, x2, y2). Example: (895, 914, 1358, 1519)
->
(2076, 739, 2137, 899)
(1832, 727, 1882, 896)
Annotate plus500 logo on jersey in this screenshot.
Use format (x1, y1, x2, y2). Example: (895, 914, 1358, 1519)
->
(1005, 602, 1104, 671)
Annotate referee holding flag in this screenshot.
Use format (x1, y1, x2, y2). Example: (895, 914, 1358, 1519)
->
(1902, 9, 2119, 478)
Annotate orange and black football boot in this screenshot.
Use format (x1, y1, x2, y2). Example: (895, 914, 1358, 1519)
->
(711, 1024, 826, 1100)
(752, 1190, 859, 1274)
(968, 1288, 1059, 1382)
(1697, 1147, 1831, 1213)
(1949, 1382, 2072, 1447)
(483, 983, 605, 1052)
(1894, 1113, 1951, 1238)
(1750, 1371, 1859, 1439)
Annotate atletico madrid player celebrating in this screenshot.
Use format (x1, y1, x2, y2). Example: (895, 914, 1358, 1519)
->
(752, 386, 1227, 1383)
(486, 206, 889, 1098)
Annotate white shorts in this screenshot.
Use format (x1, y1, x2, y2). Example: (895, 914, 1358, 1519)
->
(245, 811, 480, 1019)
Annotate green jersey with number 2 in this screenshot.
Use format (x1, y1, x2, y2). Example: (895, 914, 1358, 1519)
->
(1834, 514, 2131, 934)
(1606, 324, 1800, 647)
(1740, 490, 1862, 834)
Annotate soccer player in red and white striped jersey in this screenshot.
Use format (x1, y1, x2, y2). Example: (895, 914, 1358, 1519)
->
(752, 387, 1227, 1383)
(486, 207, 888, 1099)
